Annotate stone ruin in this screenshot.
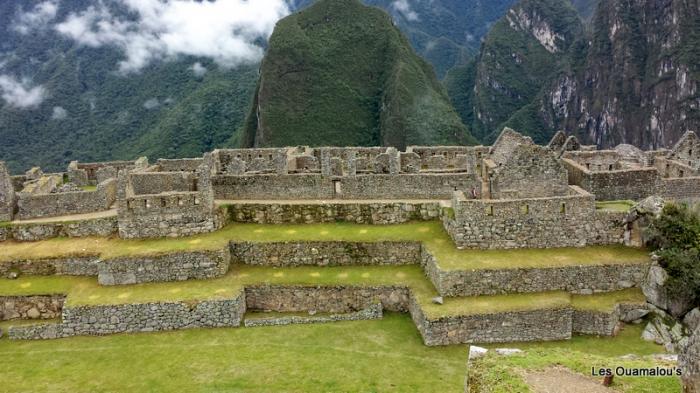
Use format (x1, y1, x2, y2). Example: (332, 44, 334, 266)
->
(0, 128, 696, 247)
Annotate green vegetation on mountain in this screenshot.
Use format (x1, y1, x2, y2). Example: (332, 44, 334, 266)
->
(0, 2, 261, 173)
(241, 0, 475, 149)
(445, 0, 583, 144)
(446, 0, 699, 148)
(297, 0, 517, 78)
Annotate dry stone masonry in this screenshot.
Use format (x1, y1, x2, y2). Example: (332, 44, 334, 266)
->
(1, 127, 699, 380)
(0, 128, 697, 247)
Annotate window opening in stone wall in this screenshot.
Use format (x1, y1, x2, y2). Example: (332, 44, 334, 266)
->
(333, 180, 342, 196)
(680, 170, 684, 178)
(560, 203, 566, 214)
(160, 198, 166, 207)
(194, 197, 200, 205)
(608, 164, 613, 171)
(486, 205, 494, 216)
(145, 199, 150, 209)
(521, 204, 529, 214)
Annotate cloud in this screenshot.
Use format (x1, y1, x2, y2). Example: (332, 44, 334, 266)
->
(190, 62, 207, 77)
(52, 106, 68, 120)
(54, 0, 291, 74)
(14, 1, 60, 34)
(0, 75, 47, 109)
(143, 98, 160, 110)
(392, 0, 418, 21)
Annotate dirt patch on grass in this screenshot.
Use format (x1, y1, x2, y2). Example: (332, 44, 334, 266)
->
(521, 366, 612, 393)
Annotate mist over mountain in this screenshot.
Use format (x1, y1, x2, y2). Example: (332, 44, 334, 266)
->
(0, 0, 512, 172)
(1, 0, 696, 172)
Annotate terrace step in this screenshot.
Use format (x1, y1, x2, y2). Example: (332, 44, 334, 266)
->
(244, 303, 383, 327)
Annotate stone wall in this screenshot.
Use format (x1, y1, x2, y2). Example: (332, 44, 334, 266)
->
(244, 303, 383, 327)
(445, 187, 603, 249)
(129, 172, 197, 195)
(213, 173, 480, 200)
(0, 295, 65, 320)
(97, 249, 230, 285)
(572, 309, 619, 335)
(420, 247, 648, 296)
(490, 144, 570, 199)
(9, 293, 245, 339)
(156, 158, 204, 172)
(413, 303, 573, 346)
(563, 159, 662, 201)
(2, 216, 117, 242)
(662, 177, 700, 201)
(117, 154, 219, 239)
(230, 241, 420, 267)
(0, 257, 99, 277)
(118, 191, 220, 238)
(244, 285, 411, 313)
(16, 179, 117, 220)
(226, 201, 442, 224)
(0, 162, 16, 222)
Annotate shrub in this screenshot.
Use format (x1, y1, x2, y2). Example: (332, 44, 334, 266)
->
(646, 202, 700, 303)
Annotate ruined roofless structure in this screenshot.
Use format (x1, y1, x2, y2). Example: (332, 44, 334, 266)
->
(0, 128, 698, 247)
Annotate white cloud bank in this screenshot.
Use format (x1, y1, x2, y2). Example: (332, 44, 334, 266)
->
(14, 1, 60, 34)
(392, 0, 418, 21)
(0, 75, 47, 109)
(53, 0, 292, 73)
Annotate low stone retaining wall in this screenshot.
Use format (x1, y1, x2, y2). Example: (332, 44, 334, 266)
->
(421, 247, 648, 296)
(230, 241, 420, 267)
(9, 292, 245, 339)
(2, 216, 117, 242)
(572, 309, 619, 336)
(244, 285, 411, 313)
(413, 301, 574, 345)
(244, 303, 383, 327)
(226, 201, 442, 225)
(0, 257, 99, 277)
(1, 295, 65, 320)
(5, 284, 640, 344)
(97, 249, 231, 285)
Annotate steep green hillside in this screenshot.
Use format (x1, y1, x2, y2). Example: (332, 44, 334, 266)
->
(446, 0, 699, 148)
(296, 0, 517, 78)
(0, 1, 258, 173)
(241, 0, 475, 149)
(445, 0, 583, 143)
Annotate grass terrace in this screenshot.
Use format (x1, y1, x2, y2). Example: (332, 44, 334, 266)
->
(475, 323, 679, 392)
(0, 264, 646, 318)
(0, 315, 676, 392)
(595, 200, 635, 212)
(0, 222, 650, 271)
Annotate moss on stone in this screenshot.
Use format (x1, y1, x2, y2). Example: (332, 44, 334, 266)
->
(0, 222, 650, 271)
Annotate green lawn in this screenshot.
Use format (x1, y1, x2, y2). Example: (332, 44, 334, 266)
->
(0, 222, 650, 271)
(0, 313, 469, 393)
(0, 315, 677, 393)
(596, 200, 635, 212)
(474, 323, 680, 392)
